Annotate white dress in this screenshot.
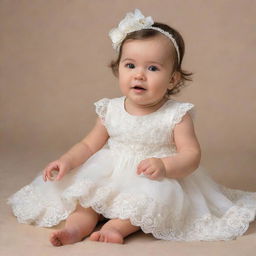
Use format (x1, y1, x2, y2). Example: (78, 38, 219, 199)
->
(8, 96, 256, 241)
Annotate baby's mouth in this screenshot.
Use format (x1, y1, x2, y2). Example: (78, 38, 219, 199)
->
(132, 86, 146, 91)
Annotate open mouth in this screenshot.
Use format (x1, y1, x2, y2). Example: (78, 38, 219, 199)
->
(132, 86, 146, 91)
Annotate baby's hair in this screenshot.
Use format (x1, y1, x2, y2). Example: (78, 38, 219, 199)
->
(109, 22, 193, 96)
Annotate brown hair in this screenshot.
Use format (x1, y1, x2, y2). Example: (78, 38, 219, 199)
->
(109, 22, 193, 95)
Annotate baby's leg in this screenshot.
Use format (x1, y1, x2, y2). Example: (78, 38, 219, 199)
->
(89, 218, 140, 244)
(50, 205, 100, 246)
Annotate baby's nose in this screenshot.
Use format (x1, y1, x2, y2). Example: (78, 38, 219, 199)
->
(134, 69, 146, 80)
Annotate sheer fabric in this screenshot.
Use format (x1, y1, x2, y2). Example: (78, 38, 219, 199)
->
(8, 96, 256, 241)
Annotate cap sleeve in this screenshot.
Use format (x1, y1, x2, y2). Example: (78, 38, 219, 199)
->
(94, 98, 110, 123)
(173, 102, 194, 126)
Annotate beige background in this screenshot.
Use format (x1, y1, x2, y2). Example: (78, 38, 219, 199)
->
(1, 1, 256, 255)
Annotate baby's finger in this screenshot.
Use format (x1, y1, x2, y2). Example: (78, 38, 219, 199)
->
(43, 167, 51, 182)
(136, 161, 143, 172)
(55, 171, 64, 181)
(44, 167, 55, 181)
(137, 160, 149, 174)
(136, 167, 142, 175)
(44, 172, 49, 182)
(44, 170, 51, 181)
(148, 171, 160, 180)
(137, 164, 147, 175)
(143, 168, 155, 176)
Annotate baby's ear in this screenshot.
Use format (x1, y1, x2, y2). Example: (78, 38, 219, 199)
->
(169, 71, 181, 85)
(168, 72, 179, 91)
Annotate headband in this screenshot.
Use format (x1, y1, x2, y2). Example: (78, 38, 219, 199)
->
(109, 9, 180, 64)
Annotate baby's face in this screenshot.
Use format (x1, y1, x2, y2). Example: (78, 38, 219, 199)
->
(118, 34, 175, 108)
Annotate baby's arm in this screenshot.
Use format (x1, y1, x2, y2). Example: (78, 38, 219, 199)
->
(137, 113, 201, 180)
(43, 117, 109, 181)
(161, 112, 201, 179)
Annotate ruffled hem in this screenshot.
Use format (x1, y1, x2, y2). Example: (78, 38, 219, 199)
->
(7, 183, 76, 227)
(8, 177, 256, 241)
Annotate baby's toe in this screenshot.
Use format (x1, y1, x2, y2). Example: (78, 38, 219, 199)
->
(89, 231, 101, 242)
(50, 232, 62, 246)
(99, 233, 106, 242)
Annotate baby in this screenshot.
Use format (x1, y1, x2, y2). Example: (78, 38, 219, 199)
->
(8, 9, 256, 246)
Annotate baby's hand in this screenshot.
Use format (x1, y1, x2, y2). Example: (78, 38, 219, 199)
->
(43, 159, 71, 182)
(136, 158, 166, 180)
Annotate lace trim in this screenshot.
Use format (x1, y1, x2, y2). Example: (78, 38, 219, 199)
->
(9, 177, 255, 241)
(64, 180, 256, 241)
(173, 102, 194, 126)
(94, 98, 110, 124)
(7, 184, 76, 227)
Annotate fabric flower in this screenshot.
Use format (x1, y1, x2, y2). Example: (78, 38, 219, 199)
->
(109, 9, 154, 51)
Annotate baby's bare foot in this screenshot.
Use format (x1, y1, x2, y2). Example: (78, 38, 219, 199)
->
(89, 228, 124, 244)
(50, 228, 83, 246)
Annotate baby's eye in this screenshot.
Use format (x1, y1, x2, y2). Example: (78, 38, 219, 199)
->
(125, 63, 135, 69)
(148, 65, 159, 71)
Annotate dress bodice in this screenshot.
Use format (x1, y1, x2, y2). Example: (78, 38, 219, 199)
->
(9, 96, 256, 242)
(95, 96, 194, 159)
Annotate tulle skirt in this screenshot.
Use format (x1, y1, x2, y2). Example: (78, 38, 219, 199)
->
(7, 147, 256, 241)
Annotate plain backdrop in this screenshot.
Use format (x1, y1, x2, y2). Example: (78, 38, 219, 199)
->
(1, 1, 256, 190)
(1, 1, 256, 256)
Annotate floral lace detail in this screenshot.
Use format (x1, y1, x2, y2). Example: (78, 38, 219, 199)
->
(7, 182, 76, 227)
(172, 102, 194, 126)
(94, 98, 110, 124)
(9, 176, 255, 240)
(103, 97, 193, 159)
(8, 96, 256, 241)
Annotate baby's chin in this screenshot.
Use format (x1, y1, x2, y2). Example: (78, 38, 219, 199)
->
(130, 95, 168, 106)
(125, 95, 168, 113)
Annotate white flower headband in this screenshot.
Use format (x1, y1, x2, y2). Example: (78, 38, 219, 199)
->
(109, 9, 180, 64)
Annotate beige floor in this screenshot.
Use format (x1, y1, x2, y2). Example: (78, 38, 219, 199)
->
(1, 0, 256, 255)
(1, 146, 255, 256)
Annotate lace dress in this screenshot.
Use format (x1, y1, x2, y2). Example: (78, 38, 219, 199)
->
(8, 96, 256, 241)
